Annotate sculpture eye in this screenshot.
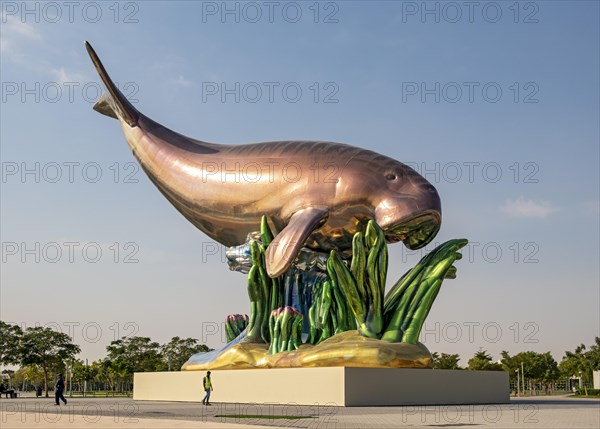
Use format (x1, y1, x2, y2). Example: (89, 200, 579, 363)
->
(386, 173, 397, 181)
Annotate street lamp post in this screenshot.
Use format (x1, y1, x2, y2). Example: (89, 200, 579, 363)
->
(516, 369, 520, 397)
(84, 359, 88, 398)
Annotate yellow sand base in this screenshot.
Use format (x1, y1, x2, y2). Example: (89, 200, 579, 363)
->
(182, 330, 432, 370)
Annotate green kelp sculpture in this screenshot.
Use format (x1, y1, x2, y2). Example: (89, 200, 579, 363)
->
(288, 220, 465, 348)
(267, 307, 303, 354)
(244, 217, 283, 344)
(381, 239, 466, 344)
(186, 216, 467, 369)
(225, 314, 249, 343)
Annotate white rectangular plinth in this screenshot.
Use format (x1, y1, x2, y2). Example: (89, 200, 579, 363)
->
(134, 368, 344, 405)
(134, 368, 509, 407)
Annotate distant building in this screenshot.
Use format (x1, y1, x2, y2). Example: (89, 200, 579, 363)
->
(593, 371, 600, 390)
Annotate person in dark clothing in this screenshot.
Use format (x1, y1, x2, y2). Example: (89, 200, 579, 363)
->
(0, 383, 16, 398)
(55, 374, 67, 405)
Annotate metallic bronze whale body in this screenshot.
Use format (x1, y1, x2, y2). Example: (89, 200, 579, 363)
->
(85, 42, 442, 277)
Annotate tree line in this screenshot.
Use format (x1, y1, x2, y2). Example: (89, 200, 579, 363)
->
(432, 337, 600, 394)
(2, 321, 598, 396)
(0, 321, 212, 397)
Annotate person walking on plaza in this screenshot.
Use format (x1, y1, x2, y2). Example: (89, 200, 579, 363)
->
(202, 371, 213, 405)
(55, 374, 67, 405)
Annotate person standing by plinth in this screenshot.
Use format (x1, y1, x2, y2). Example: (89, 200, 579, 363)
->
(55, 374, 67, 405)
(202, 371, 213, 405)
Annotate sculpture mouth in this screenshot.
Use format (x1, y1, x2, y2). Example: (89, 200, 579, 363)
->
(383, 210, 441, 250)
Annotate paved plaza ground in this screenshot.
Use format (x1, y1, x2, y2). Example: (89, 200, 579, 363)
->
(1, 395, 598, 428)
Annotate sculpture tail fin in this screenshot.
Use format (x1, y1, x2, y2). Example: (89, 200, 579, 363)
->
(85, 41, 139, 127)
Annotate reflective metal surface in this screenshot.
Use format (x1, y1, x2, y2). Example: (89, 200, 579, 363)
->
(86, 42, 442, 278)
(182, 330, 433, 370)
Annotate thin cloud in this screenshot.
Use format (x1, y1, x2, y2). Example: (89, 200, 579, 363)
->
(173, 75, 194, 87)
(0, 12, 42, 62)
(0, 13, 42, 40)
(501, 197, 559, 218)
(50, 67, 87, 85)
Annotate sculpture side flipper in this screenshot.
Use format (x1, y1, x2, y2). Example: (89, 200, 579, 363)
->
(265, 208, 328, 278)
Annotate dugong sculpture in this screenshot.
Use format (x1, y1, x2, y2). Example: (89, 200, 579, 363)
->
(85, 42, 441, 277)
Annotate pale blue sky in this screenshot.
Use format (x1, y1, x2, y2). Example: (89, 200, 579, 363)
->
(1, 1, 598, 366)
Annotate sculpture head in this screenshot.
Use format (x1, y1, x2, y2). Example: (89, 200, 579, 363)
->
(371, 160, 442, 250)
